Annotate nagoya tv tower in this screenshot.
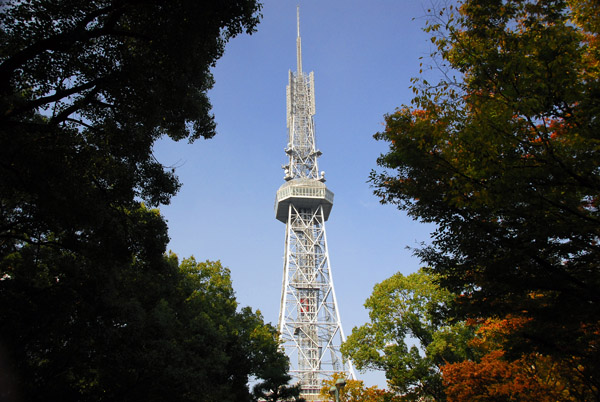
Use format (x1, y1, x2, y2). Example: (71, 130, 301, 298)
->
(275, 7, 356, 399)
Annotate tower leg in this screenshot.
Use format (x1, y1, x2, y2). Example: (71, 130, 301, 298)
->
(278, 204, 356, 400)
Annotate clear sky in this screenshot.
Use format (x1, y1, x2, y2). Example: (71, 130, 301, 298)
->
(154, 0, 439, 388)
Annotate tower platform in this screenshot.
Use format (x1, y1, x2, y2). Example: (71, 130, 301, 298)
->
(275, 178, 334, 223)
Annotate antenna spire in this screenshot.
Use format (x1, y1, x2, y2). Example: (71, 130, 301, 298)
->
(297, 5, 300, 37)
(296, 5, 302, 74)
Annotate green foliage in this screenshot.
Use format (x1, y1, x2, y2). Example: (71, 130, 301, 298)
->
(370, 0, 600, 395)
(319, 374, 398, 402)
(1, 247, 289, 402)
(252, 368, 303, 402)
(0, 0, 261, 266)
(342, 269, 474, 402)
(319, 373, 398, 402)
(0, 1, 287, 401)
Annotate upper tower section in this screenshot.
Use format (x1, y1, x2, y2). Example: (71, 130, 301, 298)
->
(276, 7, 333, 223)
(283, 6, 323, 182)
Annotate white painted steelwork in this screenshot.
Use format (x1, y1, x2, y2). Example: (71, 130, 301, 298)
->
(275, 178, 333, 223)
(276, 7, 356, 400)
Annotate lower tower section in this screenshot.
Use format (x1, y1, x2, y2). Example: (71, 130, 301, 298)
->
(276, 179, 355, 400)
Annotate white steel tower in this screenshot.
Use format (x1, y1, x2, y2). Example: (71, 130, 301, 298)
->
(275, 8, 356, 400)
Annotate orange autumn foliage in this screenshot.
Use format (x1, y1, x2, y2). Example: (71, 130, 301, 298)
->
(319, 375, 398, 402)
(443, 350, 569, 402)
(442, 317, 575, 402)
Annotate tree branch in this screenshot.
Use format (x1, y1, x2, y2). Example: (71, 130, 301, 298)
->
(0, 2, 130, 90)
(4, 78, 103, 119)
(49, 85, 101, 125)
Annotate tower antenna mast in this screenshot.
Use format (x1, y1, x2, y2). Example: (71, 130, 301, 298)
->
(296, 6, 302, 74)
(275, 7, 356, 400)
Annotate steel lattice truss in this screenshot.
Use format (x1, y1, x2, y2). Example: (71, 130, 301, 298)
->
(282, 8, 321, 183)
(278, 204, 354, 396)
(274, 7, 355, 400)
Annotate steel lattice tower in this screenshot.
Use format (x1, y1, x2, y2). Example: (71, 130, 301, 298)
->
(275, 8, 356, 400)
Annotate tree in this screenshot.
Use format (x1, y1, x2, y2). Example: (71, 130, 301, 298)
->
(0, 1, 279, 400)
(1, 245, 290, 402)
(442, 317, 584, 402)
(252, 368, 303, 402)
(319, 373, 397, 402)
(370, 0, 600, 393)
(0, 0, 261, 268)
(444, 351, 567, 402)
(341, 270, 475, 402)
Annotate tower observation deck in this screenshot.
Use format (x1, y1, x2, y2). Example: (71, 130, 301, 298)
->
(275, 7, 356, 400)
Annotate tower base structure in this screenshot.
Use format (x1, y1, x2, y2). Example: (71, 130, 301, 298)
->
(276, 179, 355, 399)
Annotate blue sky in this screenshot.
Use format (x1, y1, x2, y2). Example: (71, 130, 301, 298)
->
(154, 0, 439, 388)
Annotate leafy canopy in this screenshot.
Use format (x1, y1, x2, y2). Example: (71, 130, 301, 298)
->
(0, 1, 292, 401)
(319, 373, 397, 402)
(370, 0, 599, 390)
(0, 0, 261, 264)
(442, 316, 590, 402)
(1, 235, 291, 402)
(342, 269, 474, 402)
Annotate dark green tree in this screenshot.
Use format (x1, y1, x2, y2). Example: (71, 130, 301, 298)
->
(1, 238, 289, 401)
(0, 0, 261, 263)
(0, 1, 285, 401)
(370, 0, 599, 394)
(248, 314, 302, 402)
(252, 368, 303, 402)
